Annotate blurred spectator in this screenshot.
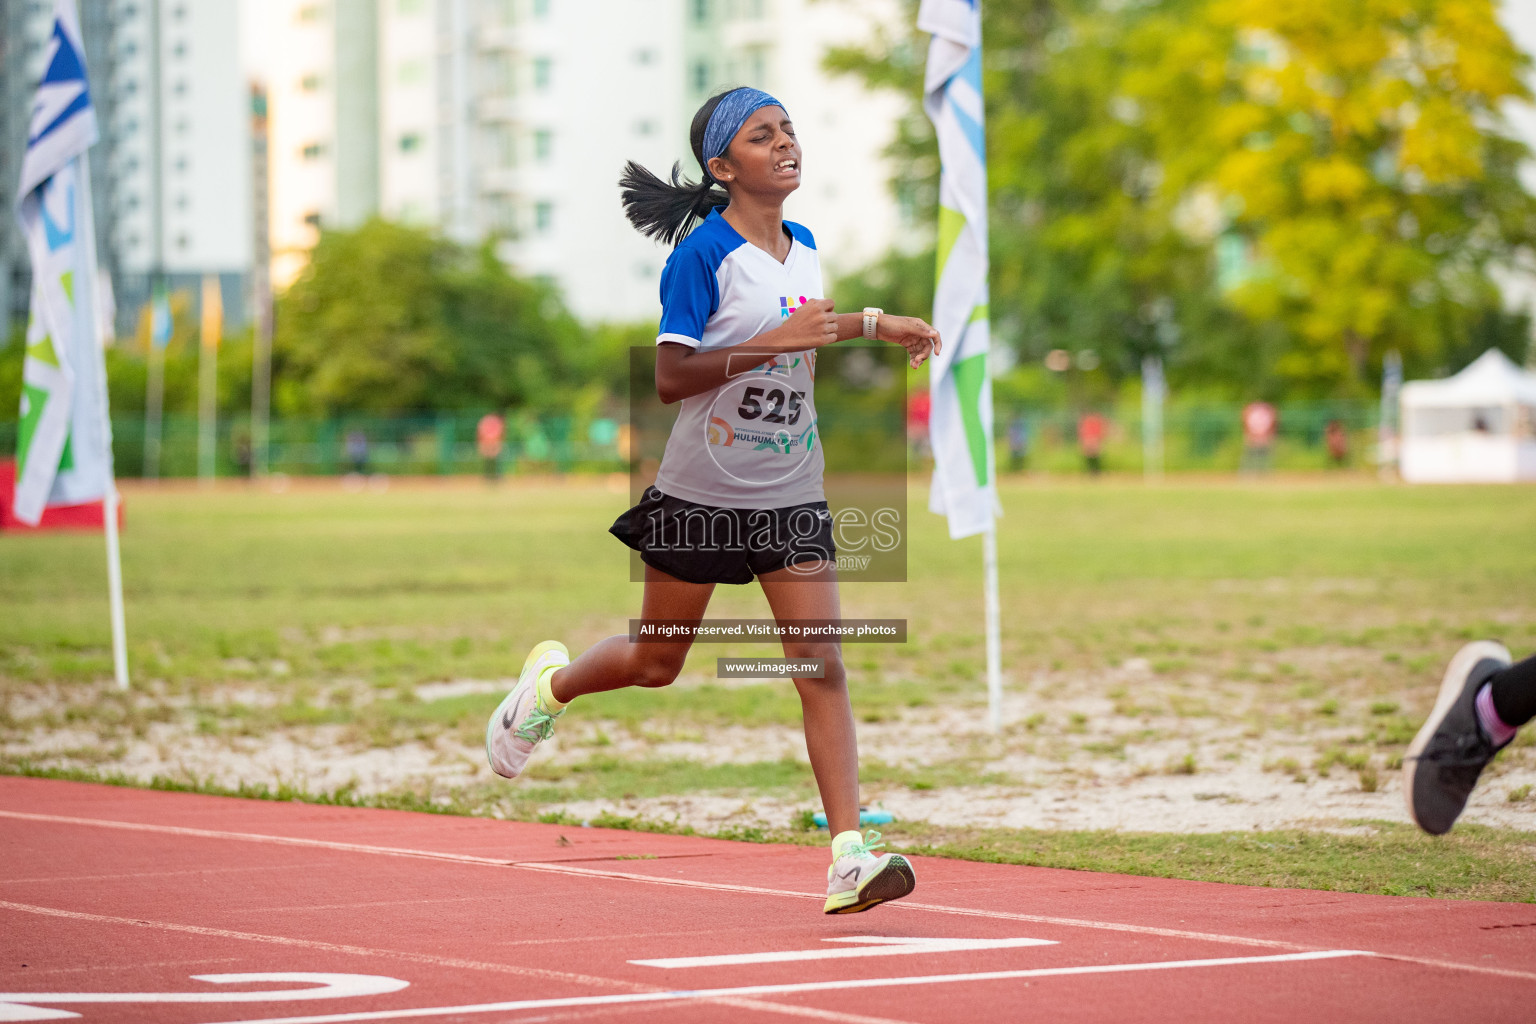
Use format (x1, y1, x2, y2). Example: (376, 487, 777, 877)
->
(478, 411, 506, 482)
(1078, 412, 1107, 476)
(1008, 414, 1030, 473)
(1241, 401, 1277, 475)
(234, 432, 252, 479)
(907, 391, 932, 462)
(345, 430, 369, 476)
(1325, 419, 1348, 467)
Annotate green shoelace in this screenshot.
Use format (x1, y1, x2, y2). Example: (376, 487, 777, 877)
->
(515, 706, 558, 743)
(840, 830, 886, 859)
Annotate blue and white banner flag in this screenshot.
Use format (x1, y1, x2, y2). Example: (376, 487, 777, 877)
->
(14, 0, 114, 524)
(920, 0, 998, 539)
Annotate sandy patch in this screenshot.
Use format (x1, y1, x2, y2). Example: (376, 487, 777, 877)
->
(5, 675, 1534, 835)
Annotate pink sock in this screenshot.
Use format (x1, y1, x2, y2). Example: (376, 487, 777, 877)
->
(1475, 684, 1518, 747)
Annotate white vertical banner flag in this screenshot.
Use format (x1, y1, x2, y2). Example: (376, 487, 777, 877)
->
(14, 0, 113, 525)
(921, 0, 998, 540)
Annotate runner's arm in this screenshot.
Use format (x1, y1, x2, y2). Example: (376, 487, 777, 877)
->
(655, 299, 838, 403)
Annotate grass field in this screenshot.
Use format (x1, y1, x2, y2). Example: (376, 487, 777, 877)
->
(3, 473, 1535, 900)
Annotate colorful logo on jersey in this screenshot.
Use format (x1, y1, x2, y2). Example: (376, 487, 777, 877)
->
(707, 416, 736, 446)
(779, 295, 808, 319)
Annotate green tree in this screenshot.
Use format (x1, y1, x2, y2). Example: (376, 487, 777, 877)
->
(1125, 0, 1536, 389)
(273, 219, 587, 415)
(828, 0, 1536, 396)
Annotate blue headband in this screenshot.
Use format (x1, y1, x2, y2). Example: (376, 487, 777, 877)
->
(702, 88, 787, 174)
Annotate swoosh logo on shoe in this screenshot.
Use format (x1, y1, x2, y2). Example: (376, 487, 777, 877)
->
(502, 709, 518, 730)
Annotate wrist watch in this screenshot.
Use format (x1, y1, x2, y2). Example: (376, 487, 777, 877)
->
(862, 307, 882, 341)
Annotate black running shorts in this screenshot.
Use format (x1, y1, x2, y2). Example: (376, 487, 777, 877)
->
(610, 487, 836, 585)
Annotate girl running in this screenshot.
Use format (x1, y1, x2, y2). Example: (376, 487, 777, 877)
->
(485, 87, 941, 914)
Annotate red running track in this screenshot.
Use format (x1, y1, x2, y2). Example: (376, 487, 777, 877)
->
(1, 777, 1533, 1024)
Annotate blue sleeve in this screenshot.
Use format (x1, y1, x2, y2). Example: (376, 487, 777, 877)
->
(656, 244, 718, 347)
(785, 220, 816, 250)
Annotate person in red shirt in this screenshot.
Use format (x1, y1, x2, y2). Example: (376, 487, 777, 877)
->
(1241, 401, 1277, 474)
(477, 412, 506, 483)
(1078, 412, 1107, 476)
(906, 390, 932, 463)
(1324, 418, 1348, 467)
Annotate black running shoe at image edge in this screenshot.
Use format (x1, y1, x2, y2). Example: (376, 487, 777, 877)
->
(1402, 641, 1513, 836)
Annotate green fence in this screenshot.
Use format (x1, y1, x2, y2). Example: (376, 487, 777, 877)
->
(0, 401, 1380, 479)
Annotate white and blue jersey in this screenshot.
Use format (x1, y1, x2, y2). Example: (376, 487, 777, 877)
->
(653, 207, 826, 509)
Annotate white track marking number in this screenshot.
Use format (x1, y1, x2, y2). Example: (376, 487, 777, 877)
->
(0, 973, 408, 1022)
(630, 935, 1058, 969)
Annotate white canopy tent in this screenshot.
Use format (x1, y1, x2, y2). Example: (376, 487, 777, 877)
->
(1400, 349, 1536, 483)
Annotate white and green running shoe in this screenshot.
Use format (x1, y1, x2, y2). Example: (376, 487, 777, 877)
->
(486, 640, 569, 779)
(824, 830, 916, 914)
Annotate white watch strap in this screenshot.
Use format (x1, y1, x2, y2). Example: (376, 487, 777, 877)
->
(862, 309, 881, 340)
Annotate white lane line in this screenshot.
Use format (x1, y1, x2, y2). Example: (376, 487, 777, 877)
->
(0, 974, 408, 1005)
(0, 901, 627, 990)
(1372, 954, 1536, 983)
(0, 811, 515, 868)
(8, 809, 1532, 981)
(631, 936, 1057, 969)
(193, 951, 1373, 1024)
(0, 901, 918, 1024)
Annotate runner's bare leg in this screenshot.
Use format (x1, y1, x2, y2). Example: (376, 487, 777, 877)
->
(759, 560, 860, 836)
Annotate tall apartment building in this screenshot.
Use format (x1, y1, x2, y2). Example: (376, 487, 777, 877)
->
(267, 0, 379, 287)
(1, 0, 255, 337)
(1, 2, 64, 335)
(264, 0, 904, 321)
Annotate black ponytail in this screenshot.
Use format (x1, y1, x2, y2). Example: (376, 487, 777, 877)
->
(618, 89, 738, 247)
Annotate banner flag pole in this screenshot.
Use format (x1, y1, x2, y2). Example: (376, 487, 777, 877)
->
(920, 0, 1003, 730)
(15, 0, 129, 687)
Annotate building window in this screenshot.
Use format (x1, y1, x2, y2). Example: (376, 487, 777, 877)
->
(175, 193, 189, 210)
(172, 4, 187, 19)
(488, 125, 515, 166)
(534, 201, 553, 233)
(174, 155, 189, 172)
(691, 60, 709, 93)
(173, 78, 188, 96)
(396, 0, 425, 12)
(533, 129, 552, 161)
(532, 57, 553, 91)
(303, 212, 322, 228)
(488, 197, 516, 233)
(301, 142, 325, 159)
(301, 73, 322, 91)
(691, 0, 709, 23)
(172, 41, 187, 58)
(297, 4, 322, 22)
(176, 233, 190, 250)
(745, 45, 767, 84)
(533, 0, 551, 17)
(397, 59, 426, 85)
(635, 119, 655, 136)
(399, 133, 422, 153)
(635, 48, 655, 65)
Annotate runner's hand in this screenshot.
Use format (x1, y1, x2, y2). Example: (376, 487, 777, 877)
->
(776, 298, 839, 350)
(878, 316, 941, 369)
